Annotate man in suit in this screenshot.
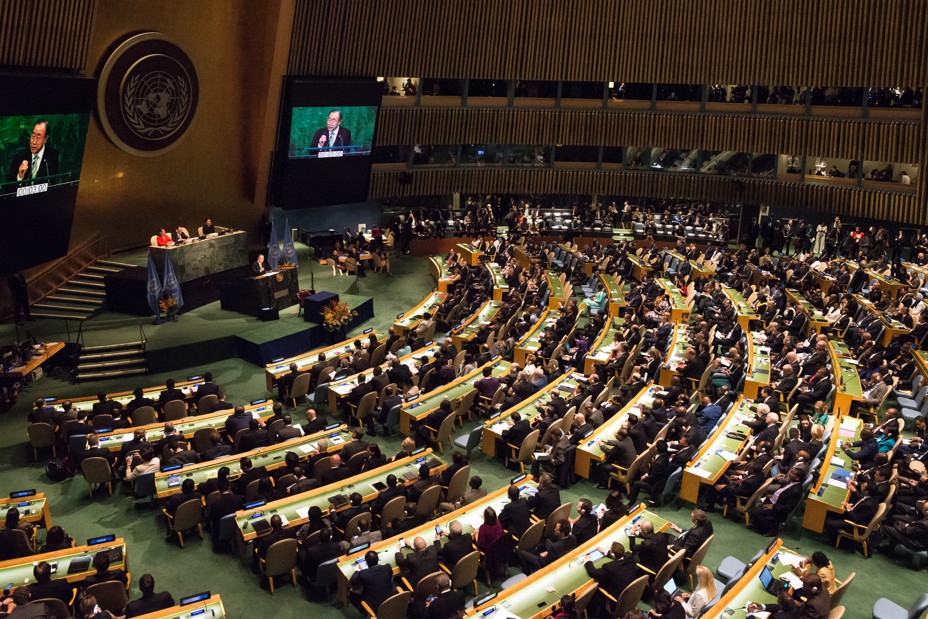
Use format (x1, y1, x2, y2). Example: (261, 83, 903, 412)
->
(395, 535, 441, 587)
(749, 467, 805, 536)
(499, 484, 532, 538)
(194, 372, 221, 400)
(669, 509, 714, 560)
(27, 562, 72, 604)
(629, 520, 669, 578)
(340, 429, 370, 460)
(851, 372, 891, 417)
(91, 391, 120, 419)
(527, 473, 561, 520)
(124, 574, 175, 618)
(225, 405, 251, 439)
(253, 515, 297, 570)
(348, 550, 395, 614)
(498, 411, 532, 461)
(209, 478, 243, 549)
(310, 110, 353, 155)
(371, 474, 407, 518)
(823, 484, 881, 544)
(517, 519, 577, 574)
(7, 120, 58, 184)
(302, 408, 329, 436)
(421, 572, 465, 619)
(275, 415, 303, 443)
(438, 520, 475, 567)
(202, 430, 232, 461)
(584, 542, 639, 616)
(164, 478, 203, 518)
(298, 526, 341, 583)
(415, 399, 455, 448)
(234, 457, 268, 495)
(84, 551, 129, 588)
(158, 379, 186, 411)
(320, 453, 351, 486)
(696, 396, 723, 434)
(237, 418, 269, 453)
(276, 363, 303, 401)
(253, 253, 268, 274)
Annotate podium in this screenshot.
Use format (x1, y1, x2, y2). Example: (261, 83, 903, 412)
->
(219, 267, 299, 317)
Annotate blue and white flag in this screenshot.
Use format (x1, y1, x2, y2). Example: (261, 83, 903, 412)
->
(146, 253, 162, 315)
(282, 219, 298, 267)
(162, 253, 184, 310)
(268, 219, 281, 271)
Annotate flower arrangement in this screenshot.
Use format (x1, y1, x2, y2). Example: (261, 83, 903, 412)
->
(322, 300, 357, 331)
(158, 295, 178, 321)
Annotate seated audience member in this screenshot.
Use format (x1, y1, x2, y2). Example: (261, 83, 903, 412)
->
(202, 430, 232, 461)
(499, 484, 532, 538)
(40, 526, 75, 553)
(0, 508, 33, 560)
(528, 473, 562, 520)
(83, 551, 129, 587)
(437, 520, 475, 567)
(417, 572, 465, 619)
(164, 478, 203, 517)
(584, 542, 639, 616)
(27, 561, 72, 604)
(394, 535, 441, 587)
(79, 594, 121, 619)
(475, 506, 504, 552)
(124, 574, 175, 618)
(298, 526, 341, 583)
(125, 444, 160, 481)
(748, 467, 805, 536)
(669, 508, 714, 560)
(209, 478, 244, 549)
(348, 550, 394, 614)
(791, 551, 838, 595)
(516, 519, 577, 574)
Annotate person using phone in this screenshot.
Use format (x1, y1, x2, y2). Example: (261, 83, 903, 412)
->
(348, 551, 394, 615)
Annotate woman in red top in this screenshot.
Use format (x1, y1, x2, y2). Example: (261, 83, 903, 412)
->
(155, 229, 173, 246)
(475, 506, 503, 551)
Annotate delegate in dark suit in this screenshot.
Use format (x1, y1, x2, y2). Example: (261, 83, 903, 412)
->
(395, 541, 441, 587)
(124, 591, 176, 618)
(584, 552, 640, 601)
(6, 145, 58, 184)
(629, 530, 669, 576)
(310, 126, 353, 153)
(349, 559, 395, 613)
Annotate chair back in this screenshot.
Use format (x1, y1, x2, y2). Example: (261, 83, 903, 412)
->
(276, 474, 297, 490)
(197, 394, 219, 415)
(232, 428, 249, 452)
(216, 513, 238, 544)
(412, 571, 444, 603)
(415, 484, 442, 518)
(311, 382, 330, 407)
(907, 593, 928, 619)
(375, 590, 411, 619)
(163, 399, 187, 421)
(434, 412, 457, 451)
(419, 368, 435, 393)
(267, 419, 285, 441)
(264, 538, 298, 577)
(131, 406, 157, 426)
(450, 549, 480, 590)
(27, 423, 56, 449)
(84, 581, 129, 614)
(516, 429, 540, 464)
(91, 414, 114, 429)
(290, 373, 312, 402)
(539, 418, 564, 448)
(444, 465, 471, 503)
(312, 455, 334, 480)
(830, 571, 854, 609)
(482, 532, 515, 582)
(544, 502, 573, 538)
(380, 495, 406, 529)
(743, 478, 774, 513)
(173, 497, 204, 532)
(369, 344, 387, 368)
(827, 606, 845, 619)
(81, 456, 112, 484)
(314, 557, 339, 592)
(516, 519, 545, 552)
(344, 512, 372, 540)
(653, 549, 686, 592)
(686, 534, 714, 579)
(133, 472, 156, 500)
(354, 391, 378, 421)
(27, 598, 70, 619)
(244, 478, 263, 501)
(572, 581, 599, 617)
(389, 337, 407, 354)
(617, 575, 650, 616)
(347, 450, 369, 475)
(193, 428, 214, 454)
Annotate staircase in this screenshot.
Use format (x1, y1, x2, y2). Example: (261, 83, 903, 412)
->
(74, 340, 148, 382)
(33, 259, 134, 321)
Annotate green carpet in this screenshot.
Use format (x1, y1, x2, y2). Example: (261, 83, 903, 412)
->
(0, 251, 924, 616)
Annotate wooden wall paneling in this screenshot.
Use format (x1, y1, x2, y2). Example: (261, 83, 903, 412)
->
(0, 0, 95, 70)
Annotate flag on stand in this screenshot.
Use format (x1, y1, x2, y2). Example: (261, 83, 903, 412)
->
(282, 219, 298, 267)
(162, 253, 184, 310)
(146, 253, 162, 316)
(267, 219, 281, 271)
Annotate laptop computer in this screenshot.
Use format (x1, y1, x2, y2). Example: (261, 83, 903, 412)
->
(67, 556, 92, 574)
(251, 519, 272, 536)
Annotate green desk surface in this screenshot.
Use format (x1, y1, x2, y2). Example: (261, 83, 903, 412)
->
(658, 278, 688, 310)
(585, 318, 623, 365)
(484, 373, 581, 434)
(686, 398, 754, 482)
(47, 377, 203, 413)
(327, 343, 441, 400)
(265, 331, 375, 377)
(831, 344, 863, 398)
(337, 481, 538, 580)
(96, 399, 277, 452)
(403, 360, 511, 421)
(395, 292, 447, 329)
(665, 324, 694, 369)
(134, 596, 225, 619)
(914, 350, 928, 375)
(473, 507, 670, 618)
(453, 300, 501, 341)
(600, 274, 626, 306)
(488, 262, 509, 292)
(705, 543, 806, 618)
(785, 288, 829, 324)
(457, 243, 481, 254)
(516, 310, 561, 353)
(830, 340, 852, 358)
(853, 294, 910, 332)
(429, 255, 448, 276)
(155, 426, 349, 497)
(746, 333, 771, 383)
(723, 287, 758, 319)
(0, 539, 127, 587)
(579, 383, 660, 461)
(236, 451, 446, 540)
(547, 271, 565, 299)
(808, 416, 861, 509)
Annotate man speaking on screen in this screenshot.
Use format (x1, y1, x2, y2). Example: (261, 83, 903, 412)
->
(311, 109, 352, 155)
(7, 120, 59, 185)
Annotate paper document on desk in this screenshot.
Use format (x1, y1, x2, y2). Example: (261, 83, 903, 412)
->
(298, 443, 316, 454)
(716, 450, 739, 462)
(839, 427, 856, 438)
(295, 507, 309, 519)
(777, 552, 804, 569)
(278, 514, 290, 527)
(690, 466, 712, 478)
(830, 456, 845, 467)
(827, 478, 848, 489)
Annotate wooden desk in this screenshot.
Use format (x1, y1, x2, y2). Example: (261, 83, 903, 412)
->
(659, 324, 692, 387)
(482, 372, 581, 457)
(584, 317, 622, 375)
(546, 271, 566, 310)
(133, 595, 225, 619)
(828, 341, 863, 417)
(327, 343, 441, 411)
(627, 254, 652, 281)
(469, 506, 670, 618)
(44, 376, 206, 413)
(0, 538, 128, 587)
(703, 540, 798, 618)
(336, 481, 537, 605)
(853, 293, 911, 347)
(394, 291, 447, 336)
(428, 256, 454, 292)
(657, 278, 689, 322)
(512, 309, 557, 366)
(722, 287, 758, 331)
(235, 451, 446, 542)
(845, 261, 904, 300)
(575, 382, 660, 479)
(10, 342, 65, 380)
(456, 243, 483, 266)
(785, 288, 830, 333)
(742, 333, 771, 400)
(667, 250, 715, 279)
(95, 398, 278, 453)
(449, 300, 501, 351)
(0, 493, 51, 530)
(487, 262, 510, 301)
(680, 398, 752, 503)
(400, 360, 511, 435)
(263, 331, 376, 391)
(599, 274, 626, 317)
(803, 416, 858, 533)
(154, 426, 349, 499)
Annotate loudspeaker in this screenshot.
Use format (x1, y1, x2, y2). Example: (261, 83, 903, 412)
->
(258, 307, 279, 321)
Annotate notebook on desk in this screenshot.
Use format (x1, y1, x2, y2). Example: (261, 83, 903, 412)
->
(67, 556, 92, 574)
(251, 519, 272, 536)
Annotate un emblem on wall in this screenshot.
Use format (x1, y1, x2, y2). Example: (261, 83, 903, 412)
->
(97, 33, 199, 156)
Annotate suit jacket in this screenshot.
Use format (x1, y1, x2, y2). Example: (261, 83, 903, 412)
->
(310, 126, 353, 151)
(603, 436, 637, 469)
(630, 532, 670, 577)
(7, 146, 58, 183)
(672, 521, 713, 558)
(502, 419, 532, 448)
(425, 589, 466, 619)
(209, 492, 244, 531)
(194, 382, 221, 399)
(845, 496, 880, 525)
(238, 429, 270, 453)
(527, 486, 561, 520)
(499, 497, 532, 537)
(341, 439, 370, 460)
(349, 563, 394, 611)
(395, 544, 441, 586)
(255, 527, 297, 559)
(299, 540, 341, 581)
(203, 444, 232, 461)
(439, 533, 475, 567)
(159, 388, 185, 407)
(27, 579, 73, 604)
(320, 465, 351, 486)
(124, 592, 176, 618)
(585, 555, 640, 600)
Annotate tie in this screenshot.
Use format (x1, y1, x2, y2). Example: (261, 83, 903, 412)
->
(31, 154, 39, 179)
(770, 481, 797, 505)
(329, 131, 335, 146)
